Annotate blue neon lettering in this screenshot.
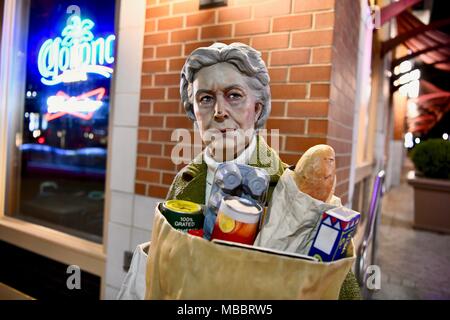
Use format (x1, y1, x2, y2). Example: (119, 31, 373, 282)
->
(104, 34, 115, 64)
(37, 39, 53, 78)
(79, 42, 91, 65)
(91, 38, 105, 65)
(37, 16, 115, 86)
(59, 46, 70, 71)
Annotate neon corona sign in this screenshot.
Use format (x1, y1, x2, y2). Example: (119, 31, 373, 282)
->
(38, 15, 115, 86)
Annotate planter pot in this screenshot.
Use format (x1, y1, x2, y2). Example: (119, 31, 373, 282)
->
(407, 171, 450, 234)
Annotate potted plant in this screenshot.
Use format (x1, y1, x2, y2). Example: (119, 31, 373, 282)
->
(407, 139, 450, 233)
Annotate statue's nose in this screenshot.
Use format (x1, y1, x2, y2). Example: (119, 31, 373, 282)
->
(213, 97, 227, 122)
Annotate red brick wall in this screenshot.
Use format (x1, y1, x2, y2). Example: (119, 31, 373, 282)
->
(136, 0, 358, 201)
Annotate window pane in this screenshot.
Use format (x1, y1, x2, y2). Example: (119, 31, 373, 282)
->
(7, 0, 116, 243)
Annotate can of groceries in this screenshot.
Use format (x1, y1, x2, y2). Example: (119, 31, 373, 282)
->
(215, 162, 242, 191)
(160, 200, 204, 232)
(211, 196, 262, 245)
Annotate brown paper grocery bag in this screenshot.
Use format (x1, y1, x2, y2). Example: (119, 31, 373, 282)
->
(145, 206, 355, 300)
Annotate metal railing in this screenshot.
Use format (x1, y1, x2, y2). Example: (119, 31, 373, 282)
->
(355, 170, 385, 297)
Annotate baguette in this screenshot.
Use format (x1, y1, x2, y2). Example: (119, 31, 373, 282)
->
(293, 144, 336, 203)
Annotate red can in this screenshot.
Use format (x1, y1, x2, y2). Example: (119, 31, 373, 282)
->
(211, 196, 262, 245)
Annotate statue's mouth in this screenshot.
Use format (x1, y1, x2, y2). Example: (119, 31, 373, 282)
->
(219, 128, 237, 134)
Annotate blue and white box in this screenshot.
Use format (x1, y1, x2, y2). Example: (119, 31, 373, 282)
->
(308, 206, 360, 262)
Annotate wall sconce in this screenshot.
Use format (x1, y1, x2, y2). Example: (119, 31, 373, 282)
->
(199, 0, 228, 10)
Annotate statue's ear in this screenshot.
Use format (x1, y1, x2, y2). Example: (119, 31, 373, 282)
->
(255, 102, 263, 122)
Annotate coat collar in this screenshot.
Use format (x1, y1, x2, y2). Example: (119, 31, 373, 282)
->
(182, 135, 286, 182)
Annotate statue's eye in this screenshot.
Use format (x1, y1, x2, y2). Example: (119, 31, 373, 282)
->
(228, 92, 243, 100)
(199, 95, 213, 104)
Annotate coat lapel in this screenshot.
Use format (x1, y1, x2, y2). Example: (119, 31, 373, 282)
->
(167, 135, 288, 205)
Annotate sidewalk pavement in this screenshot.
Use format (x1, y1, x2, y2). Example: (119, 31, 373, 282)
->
(371, 166, 450, 300)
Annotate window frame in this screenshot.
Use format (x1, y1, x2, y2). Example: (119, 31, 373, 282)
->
(0, 0, 122, 279)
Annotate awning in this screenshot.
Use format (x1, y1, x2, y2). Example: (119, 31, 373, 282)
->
(408, 80, 450, 133)
(379, 0, 422, 26)
(395, 11, 450, 71)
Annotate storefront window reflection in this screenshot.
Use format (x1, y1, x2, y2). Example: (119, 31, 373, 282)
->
(9, 0, 116, 243)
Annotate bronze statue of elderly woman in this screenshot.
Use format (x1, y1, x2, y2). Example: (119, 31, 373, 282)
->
(119, 42, 362, 300)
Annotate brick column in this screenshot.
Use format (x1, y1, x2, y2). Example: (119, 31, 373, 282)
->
(327, 0, 361, 204)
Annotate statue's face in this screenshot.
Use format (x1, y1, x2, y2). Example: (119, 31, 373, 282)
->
(192, 62, 262, 156)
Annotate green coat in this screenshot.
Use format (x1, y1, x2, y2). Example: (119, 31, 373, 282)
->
(167, 135, 362, 300)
